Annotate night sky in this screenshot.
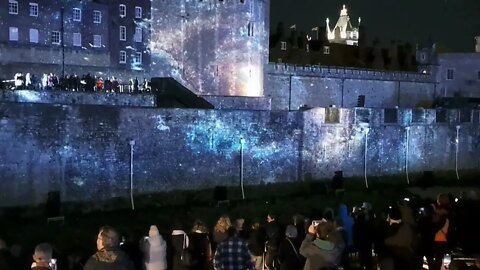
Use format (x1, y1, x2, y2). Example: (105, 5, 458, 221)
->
(270, 0, 480, 52)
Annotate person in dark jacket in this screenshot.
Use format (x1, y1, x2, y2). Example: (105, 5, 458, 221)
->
(278, 225, 302, 270)
(0, 239, 12, 270)
(170, 223, 192, 270)
(265, 213, 282, 270)
(247, 220, 265, 270)
(188, 220, 213, 270)
(84, 226, 135, 270)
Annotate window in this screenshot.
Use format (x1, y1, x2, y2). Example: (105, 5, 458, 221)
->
(9, 27, 18, 41)
(29, 3, 38, 17)
(421, 53, 426, 61)
(73, 8, 81, 21)
(134, 52, 142, 64)
(119, 4, 126, 17)
(119, 26, 126, 41)
(280, 41, 287, 50)
(93, 10, 102, 23)
(119, 51, 127, 63)
(247, 22, 254, 37)
(29, 28, 38, 43)
(93, 34, 102, 47)
(9, 0, 18, 14)
(73, 32, 81, 46)
(477, 71, 480, 80)
(51, 31, 61, 45)
(447, 69, 454, 80)
(134, 27, 142, 42)
(323, 46, 330, 54)
(135, 6, 142, 18)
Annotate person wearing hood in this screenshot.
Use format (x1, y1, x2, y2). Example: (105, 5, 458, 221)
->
(84, 226, 135, 270)
(338, 204, 354, 250)
(299, 220, 344, 270)
(144, 225, 167, 270)
(278, 225, 302, 270)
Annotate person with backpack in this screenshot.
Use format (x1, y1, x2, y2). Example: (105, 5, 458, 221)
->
(278, 225, 302, 270)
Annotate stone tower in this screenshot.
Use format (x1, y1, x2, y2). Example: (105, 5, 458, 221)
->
(326, 5, 360, 46)
(150, 0, 270, 97)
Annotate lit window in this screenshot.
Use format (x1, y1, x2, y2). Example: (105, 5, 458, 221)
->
(135, 6, 142, 19)
(73, 32, 81, 46)
(29, 3, 38, 17)
(281, 41, 287, 50)
(73, 8, 81, 22)
(134, 27, 142, 42)
(93, 34, 102, 47)
(119, 26, 126, 41)
(134, 52, 142, 64)
(9, 27, 18, 41)
(447, 69, 454, 80)
(119, 4, 126, 17)
(51, 31, 61, 45)
(93, 10, 102, 24)
(323, 46, 330, 54)
(29, 28, 38, 43)
(119, 51, 127, 63)
(9, 0, 18, 15)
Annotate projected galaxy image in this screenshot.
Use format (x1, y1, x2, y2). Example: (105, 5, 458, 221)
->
(150, 0, 269, 97)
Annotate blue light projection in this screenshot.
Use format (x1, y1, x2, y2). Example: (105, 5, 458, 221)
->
(150, 0, 269, 96)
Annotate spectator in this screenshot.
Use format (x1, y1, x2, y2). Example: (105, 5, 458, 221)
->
(382, 206, 420, 270)
(278, 225, 302, 270)
(213, 215, 232, 251)
(84, 225, 135, 270)
(338, 204, 354, 250)
(0, 239, 12, 270)
(145, 225, 167, 270)
(265, 213, 282, 270)
(352, 204, 375, 270)
(188, 220, 213, 270)
(214, 228, 255, 270)
(299, 220, 344, 270)
(31, 243, 53, 270)
(247, 220, 266, 270)
(430, 194, 452, 270)
(170, 222, 191, 270)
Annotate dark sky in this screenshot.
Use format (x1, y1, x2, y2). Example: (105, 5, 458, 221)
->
(270, 0, 480, 52)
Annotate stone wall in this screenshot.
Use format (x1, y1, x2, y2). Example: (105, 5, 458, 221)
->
(0, 90, 156, 107)
(0, 101, 478, 207)
(201, 95, 272, 110)
(265, 63, 437, 110)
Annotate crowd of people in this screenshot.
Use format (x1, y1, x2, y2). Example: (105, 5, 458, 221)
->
(0, 190, 480, 270)
(0, 73, 150, 93)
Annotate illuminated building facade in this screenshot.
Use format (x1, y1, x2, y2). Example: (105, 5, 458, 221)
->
(0, 0, 150, 78)
(150, 0, 270, 97)
(326, 5, 360, 46)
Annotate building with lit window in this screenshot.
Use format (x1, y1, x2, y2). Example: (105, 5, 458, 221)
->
(0, 0, 150, 79)
(326, 5, 360, 46)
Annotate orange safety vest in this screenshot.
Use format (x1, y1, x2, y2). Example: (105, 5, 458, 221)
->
(434, 218, 449, 242)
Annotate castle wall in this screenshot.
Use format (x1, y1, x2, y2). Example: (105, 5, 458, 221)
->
(0, 101, 479, 207)
(265, 63, 437, 110)
(150, 0, 269, 96)
(0, 90, 156, 107)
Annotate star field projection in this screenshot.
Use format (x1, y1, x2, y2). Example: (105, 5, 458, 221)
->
(150, 0, 269, 96)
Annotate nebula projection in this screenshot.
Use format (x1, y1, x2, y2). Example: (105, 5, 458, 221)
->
(150, 0, 269, 96)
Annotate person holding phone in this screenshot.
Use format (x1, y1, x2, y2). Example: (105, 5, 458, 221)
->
(299, 220, 344, 270)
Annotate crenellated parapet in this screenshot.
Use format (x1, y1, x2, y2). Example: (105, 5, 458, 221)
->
(266, 63, 436, 83)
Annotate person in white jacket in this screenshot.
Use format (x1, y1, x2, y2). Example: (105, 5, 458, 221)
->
(145, 225, 168, 270)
